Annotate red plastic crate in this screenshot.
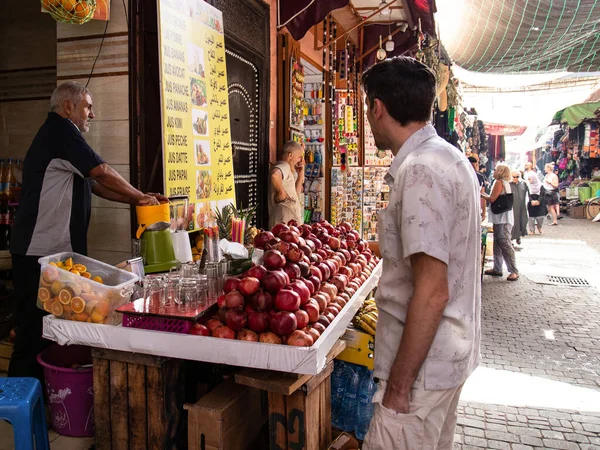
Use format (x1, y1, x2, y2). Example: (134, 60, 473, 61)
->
(122, 314, 193, 334)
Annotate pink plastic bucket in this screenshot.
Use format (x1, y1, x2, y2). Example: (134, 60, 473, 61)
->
(37, 344, 94, 437)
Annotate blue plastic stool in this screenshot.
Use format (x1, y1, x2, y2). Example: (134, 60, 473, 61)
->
(0, 378, 50, 450)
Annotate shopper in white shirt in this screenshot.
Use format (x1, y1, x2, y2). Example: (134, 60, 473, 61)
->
(361, 57, 481, 450)
(524, 161, 545, 234)
(543, 163, 560, 226)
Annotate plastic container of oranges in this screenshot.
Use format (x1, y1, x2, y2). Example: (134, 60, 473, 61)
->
(37, 252, 139, 325)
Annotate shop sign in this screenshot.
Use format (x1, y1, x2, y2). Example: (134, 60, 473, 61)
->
(157, 0, 236, 231)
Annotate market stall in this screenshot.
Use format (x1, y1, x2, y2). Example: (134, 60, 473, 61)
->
(549, 101, 600, 219)
(40, 217, 381, 448)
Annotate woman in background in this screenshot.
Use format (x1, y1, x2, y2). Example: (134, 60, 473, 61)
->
(482, 163, 519, 281)
(543, 163, 560, 226)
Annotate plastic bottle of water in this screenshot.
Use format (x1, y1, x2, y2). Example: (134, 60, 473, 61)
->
(339, 364, 362, 431)
(355, 370, 377, 440)
(331, 360, 349, 428)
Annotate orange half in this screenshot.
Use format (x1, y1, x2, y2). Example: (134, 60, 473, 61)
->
(71, 297, 86, 314)
(38, 287, 51, 302)
(50, 302, 64, 317)
(58, 289, 73, 305)
(73, 264, 87, 273)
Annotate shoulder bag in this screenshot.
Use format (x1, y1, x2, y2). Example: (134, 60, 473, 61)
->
(491, 182, 514, 214)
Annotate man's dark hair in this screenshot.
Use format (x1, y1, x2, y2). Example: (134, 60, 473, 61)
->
(467, 156, 478, 163)
(361, 56, 436, 126)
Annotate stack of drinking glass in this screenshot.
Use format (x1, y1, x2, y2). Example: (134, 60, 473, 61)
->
(140, 261, 226, 313)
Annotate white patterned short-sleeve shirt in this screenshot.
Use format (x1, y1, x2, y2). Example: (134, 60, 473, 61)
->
(374, 124, 482, 390)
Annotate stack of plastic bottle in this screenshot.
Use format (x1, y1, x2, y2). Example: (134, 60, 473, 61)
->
(331, 360, 377, 440)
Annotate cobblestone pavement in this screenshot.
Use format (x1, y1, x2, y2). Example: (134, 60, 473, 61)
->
(454, 217, 600, 449)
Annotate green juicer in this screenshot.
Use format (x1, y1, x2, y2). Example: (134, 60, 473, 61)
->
(135, 204, 179, 273)
(140, 227, 179, 274)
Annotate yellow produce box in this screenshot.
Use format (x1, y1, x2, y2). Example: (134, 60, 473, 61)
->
(337, 325, 375, 370)
(37, 252, 138, 325)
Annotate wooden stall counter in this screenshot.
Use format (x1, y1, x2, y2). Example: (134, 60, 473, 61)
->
(235, 341, 346, 450)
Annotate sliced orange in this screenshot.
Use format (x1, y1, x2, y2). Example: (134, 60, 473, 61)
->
(43, 299, 55, 313)
(71, 297, 86, 314)
(42, 267, 60, 284)
(93, 299, 111, 316)
(72, 312, 89, 322)
(90, 311, 105, 323)
(50, 280, 63, 296)
(50, 302, 64, 317)
(58, 289, 73, 305)
(38, 287, 51, 302)
(64, 257, 74, 266)
(92, 276, 103, 284)
(73, 264, 87, 273)
(48, 261, 58, 267)
(69, 269, 81, 276)
(81, 272, 92, 279)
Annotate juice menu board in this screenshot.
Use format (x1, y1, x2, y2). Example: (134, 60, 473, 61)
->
(158, 0, 235, 231)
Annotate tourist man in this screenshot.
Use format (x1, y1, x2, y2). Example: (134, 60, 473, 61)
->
(361, 57, 481, 449)
(9, 81, 166, 381)
(268, 140, 305, 228)
(468, 155, 487, 221)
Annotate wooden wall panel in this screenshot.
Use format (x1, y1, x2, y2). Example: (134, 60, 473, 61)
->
(0, 100, 51, 159)
(0, 2, 57, 71)
(0, 2, 56, 158)
(57, 36, 129, 80)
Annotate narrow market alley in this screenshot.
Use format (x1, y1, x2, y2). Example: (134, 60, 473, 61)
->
(455, 217, 600, 450)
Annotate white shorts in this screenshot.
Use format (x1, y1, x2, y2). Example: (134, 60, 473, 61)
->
(362, 378, 464, 450)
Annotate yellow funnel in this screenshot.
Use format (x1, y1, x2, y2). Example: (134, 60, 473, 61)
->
(135, 203, 170, 239)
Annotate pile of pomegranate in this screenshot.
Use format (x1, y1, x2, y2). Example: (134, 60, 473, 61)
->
(189, 220, 379, 346)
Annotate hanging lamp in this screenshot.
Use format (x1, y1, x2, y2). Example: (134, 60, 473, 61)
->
(385, 24, 395, 52)
(378, 0, 391, 16)
(376, 36, 386, 61)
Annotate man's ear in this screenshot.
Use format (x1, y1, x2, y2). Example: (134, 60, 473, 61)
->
(63, 99, 73, 116)
(372, 98, 385, 119)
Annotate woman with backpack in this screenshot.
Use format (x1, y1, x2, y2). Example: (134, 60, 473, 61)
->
(481, 163, 519, 281)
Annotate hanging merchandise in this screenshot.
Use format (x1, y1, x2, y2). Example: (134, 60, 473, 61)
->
(41, 0, 97, 25)
(362, 168, 389, 241)
(303, 78, 325, 223)
(290, 59, 305, 143)
(330, 167, 363, 233)
(364, 110, 392, 166)
(333, 92, 359, 167)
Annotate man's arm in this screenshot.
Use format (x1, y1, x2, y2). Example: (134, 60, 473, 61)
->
(382, 252, 449, 413)
(89, 163, 158, 206)
(480, 185, 487, 221)
(295, 161, 305, 196)
(271, 169, 291, 203)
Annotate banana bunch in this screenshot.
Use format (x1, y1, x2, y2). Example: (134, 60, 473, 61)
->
(353, 298, 378, 336)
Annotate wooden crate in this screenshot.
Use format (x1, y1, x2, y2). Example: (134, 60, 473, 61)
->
(185, 379, 267, 450)
(0, 339, 14, 372)
(235, 341, 345, 450)
(91, 348, 186, 450)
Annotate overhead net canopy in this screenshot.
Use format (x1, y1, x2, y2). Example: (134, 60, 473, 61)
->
(438, 0, 600, 73)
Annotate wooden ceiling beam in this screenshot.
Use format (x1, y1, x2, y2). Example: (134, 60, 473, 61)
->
(357, 27, 404, 62)
(317, 0, 399, 51)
